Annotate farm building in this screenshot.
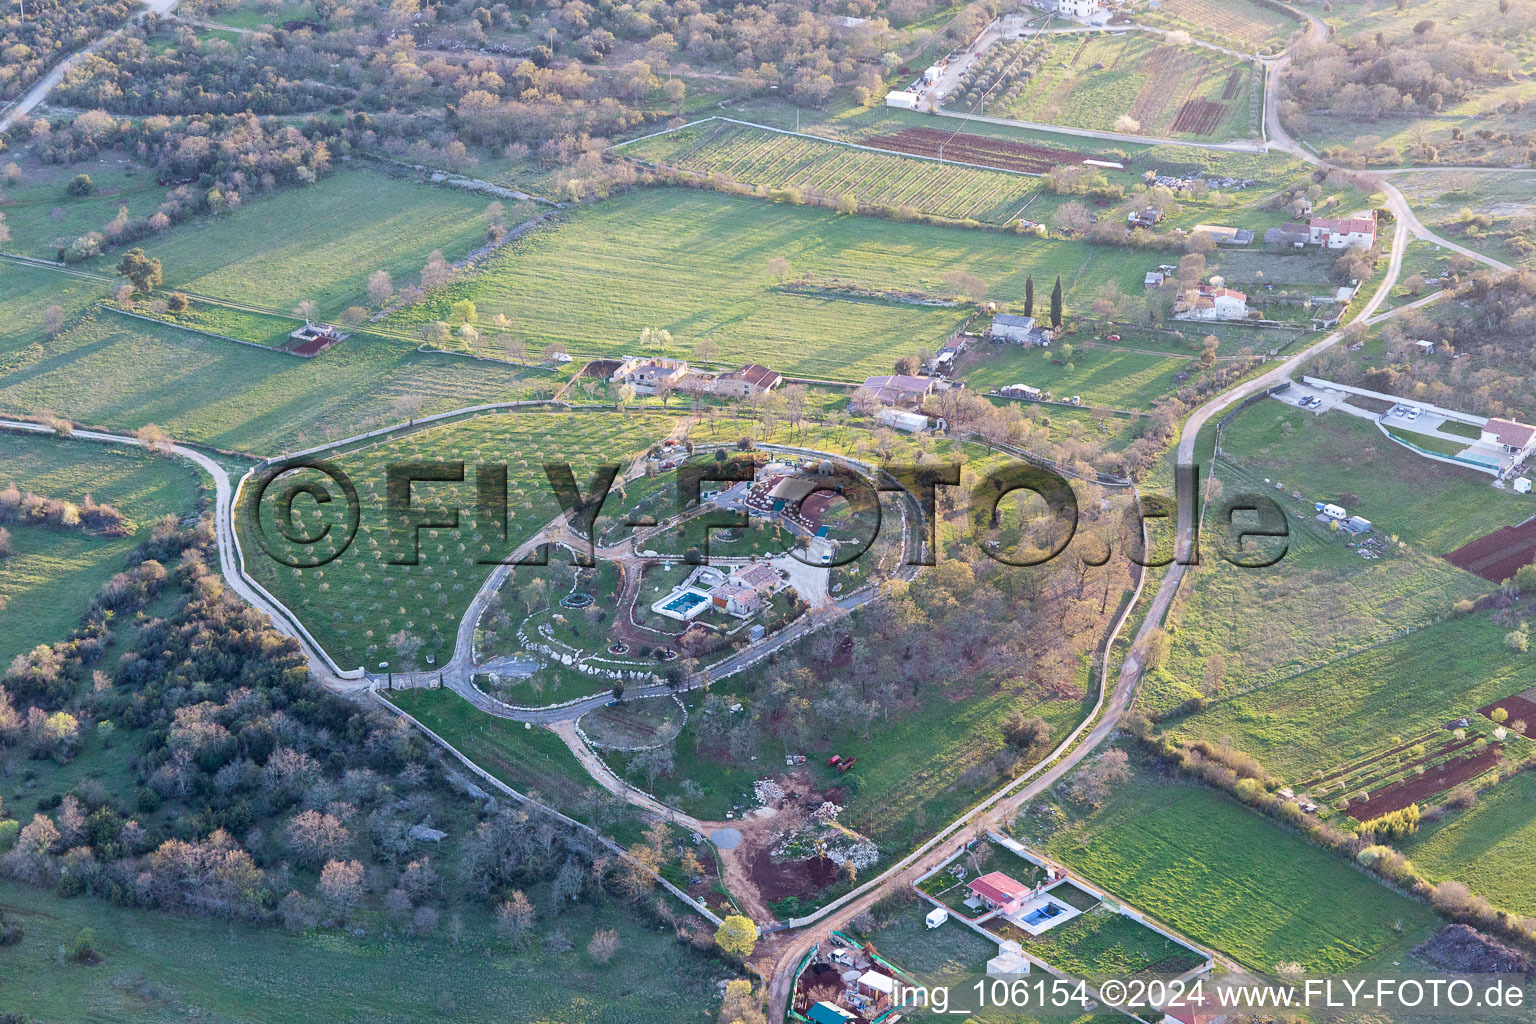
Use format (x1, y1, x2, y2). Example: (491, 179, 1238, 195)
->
(877, 408, 932, 433)
(1481, 418, 1536, 461)
(1000, 383, 1048, 401)
(1264, 223, 1311, 248)
(1192, 224, 1255, 246)
(1309, 213, 1377, 250)
(714, 363, 783, 397)
(885, 89, 920, 109)
(1128, 207, 1164, 228)
(855, 374, 935, 407)
(1175, 285, 1251, 321)
(286, 322, 350, 356)
(967, 871, 1032, 914)
(987, 313, 1051, 346)
(1144, 271, 1165, 288)
(611, 356, 688, 393)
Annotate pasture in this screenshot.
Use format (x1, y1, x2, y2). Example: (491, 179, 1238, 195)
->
(387, 688, 605, 820)
(0, 430, 204, 667)
(378, 188, 1150, 383)
(616, 119, 1041, 225)
(959, 340, 1193, 412)
(236, 409, 670, 669)
(1020, 752, 1439, 972)
(998, 34, 1258, 141)
(0, 161, 168, 259)
(1402, 768, 1536, 915)
(0, 277, 548, 455)
(147, 170, 514, 314)
(0, 877, 721, 1024)
(1167, 615, 1536, 783)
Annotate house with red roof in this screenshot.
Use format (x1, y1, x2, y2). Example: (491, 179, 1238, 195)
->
(1309, 213, 1377, 250)
(966, 872, 1032, 915)
(1481, 418, 1536, 460)
(1159, 1002, 1228, 1024)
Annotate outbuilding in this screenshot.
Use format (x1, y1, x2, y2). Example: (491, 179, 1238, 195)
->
(1516, 477, 1533, 494)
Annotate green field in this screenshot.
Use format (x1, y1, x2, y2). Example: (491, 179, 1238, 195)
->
(1214, 404, 1530, 552)
(146, 170, 513, 315)
(617, 119, 1041, 225)
(0, 266, 551, 455)
(1169, 615, 1536, 782)
(1023, 904, 1206, 979)
(961, 341, 1194, 412)
(0, 430, 204, 667)
(998, 34, 1258, 141)
(1402, 769, 1536, 915)
(0, 878, 721, 1024)
(0, 163, 170, 259)
(1023, 753, 1439, 972)
(379, 188, 1150, 383)
(113, 300, 301, 347)
(387, 688, 605, 820)
(237, 409, 670, 669)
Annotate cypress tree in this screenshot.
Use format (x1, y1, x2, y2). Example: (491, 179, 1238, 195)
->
(1049, 275, 1063, 328)
(1024, 274, 1034, 317)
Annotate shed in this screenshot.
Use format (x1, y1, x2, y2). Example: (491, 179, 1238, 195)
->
(806, 1002, 857, 1024)
(856, 970, 895, 998)
(987, 950, 1032, 976)
(1516, 477, 1533, 494)
(926, 906, 949, 929)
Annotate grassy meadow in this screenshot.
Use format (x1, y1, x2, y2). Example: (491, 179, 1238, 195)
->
(236, 409, 671, 670)
(1167, 615, 1536, 782)
(1401, 768, 1536, 915)
(1020, 751, 1440, 972)
(0, 430, 204, 668)
(616, 119, 1042, 225)
(0, 878, 724, 1024)
(959, 341, 1193, 412)
(379, 187, 1151, 383)
(0, 291, 549, 456)
(1144, 0, 1301, 50)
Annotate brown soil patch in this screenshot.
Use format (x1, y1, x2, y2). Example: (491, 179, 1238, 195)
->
(1347, 745, 1504, 820)
(1445, 518, 1536, 582)
(1479, 694, 1536, 737)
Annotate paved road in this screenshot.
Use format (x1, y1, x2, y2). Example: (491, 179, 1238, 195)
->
(0, 0, 181, 133)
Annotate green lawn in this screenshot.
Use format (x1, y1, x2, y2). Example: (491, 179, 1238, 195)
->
(1023, 754, 1439, 973)
(237, 409, 671, 669)
(114, 300, 300, 347)
(1024, 904, 1206, 980)
(379, 187, 1150, 383)
(1167, 615, 1536, 783)
(1401, 768, 1536, 915)
(386, 688, 605, 821)
(0, 878, 723, 1024)
(0, 430, 204, 668)
(0, 267, 549, 455)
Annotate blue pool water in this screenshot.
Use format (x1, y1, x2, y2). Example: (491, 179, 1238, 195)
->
(664, 591, 708, 614)
(1023, 901, 1064, 925)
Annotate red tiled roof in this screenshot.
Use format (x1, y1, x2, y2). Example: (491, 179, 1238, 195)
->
(1486, 418, 1536, 448)
(968, 872, 1030, 906)
(724, 363, 781, 388)
(1310, 215, 1376, 235)
(1162, 1001, 1226, 1024)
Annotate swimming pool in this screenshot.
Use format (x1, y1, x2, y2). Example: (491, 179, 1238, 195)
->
(663, 591, 708, 614)
(1022, 901, 1065, 926)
